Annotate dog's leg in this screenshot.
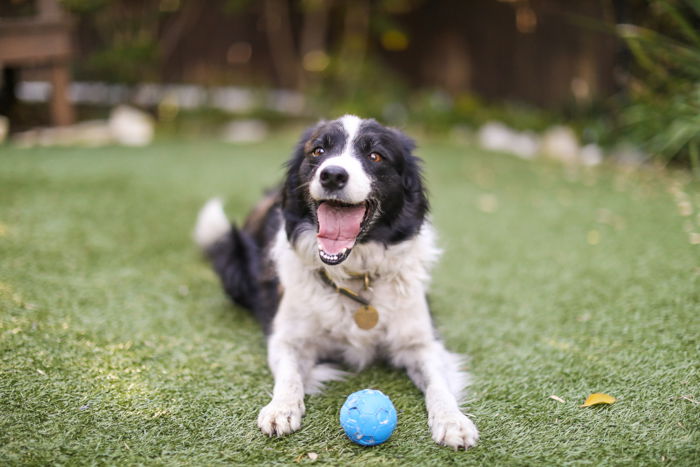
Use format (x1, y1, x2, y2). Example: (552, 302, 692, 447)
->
(256, 331, 312, 436)
(393, 339, 479, 450)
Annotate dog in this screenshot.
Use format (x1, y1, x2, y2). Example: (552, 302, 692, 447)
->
(194, 115, 479, 450)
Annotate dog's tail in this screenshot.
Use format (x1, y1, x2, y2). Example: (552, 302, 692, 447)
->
(194, 198, 260, 311)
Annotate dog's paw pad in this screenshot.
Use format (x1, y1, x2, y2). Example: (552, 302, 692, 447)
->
(430, 411, 479, 450)
(257, 399, 305, 436)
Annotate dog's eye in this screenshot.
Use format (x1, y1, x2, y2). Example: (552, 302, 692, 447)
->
(368, 152, 383, 162)
(311, 147, 325, 157)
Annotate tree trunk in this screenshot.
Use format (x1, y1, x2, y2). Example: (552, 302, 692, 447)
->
(264, 0, 303, 89)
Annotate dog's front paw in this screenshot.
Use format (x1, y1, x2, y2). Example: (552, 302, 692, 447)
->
(257, 398, 305, 436)
(429, 410, 479, 450)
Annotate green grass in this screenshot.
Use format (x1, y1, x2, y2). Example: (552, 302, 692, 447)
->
(1, 137, 699, 465)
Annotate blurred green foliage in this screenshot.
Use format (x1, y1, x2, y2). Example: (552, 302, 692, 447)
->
(618, 0, 700, 172)
(47, 0, 700, 174)
(305, 55, 559, 135)
(60, 0, 162, 84)
(50, 0, 573, 132)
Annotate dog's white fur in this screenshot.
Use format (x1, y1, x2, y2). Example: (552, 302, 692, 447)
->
(258, 116, 477, 449)
(194, 198, 229, 249)
(198, 115, 479, 449)
(258, 223, 478, 449)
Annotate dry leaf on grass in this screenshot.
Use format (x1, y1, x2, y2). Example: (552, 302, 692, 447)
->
(580, 392, 616, 407)
(549, 395, 566, 403)
(679, 395, 699, 405)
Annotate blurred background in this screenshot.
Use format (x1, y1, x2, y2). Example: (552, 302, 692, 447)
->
(0, 0, 699, 170)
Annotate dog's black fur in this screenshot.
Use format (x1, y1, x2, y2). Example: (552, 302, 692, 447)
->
(204, 119, 428, 334)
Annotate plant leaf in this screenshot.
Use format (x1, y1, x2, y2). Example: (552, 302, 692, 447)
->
(580, 393, 617, 407)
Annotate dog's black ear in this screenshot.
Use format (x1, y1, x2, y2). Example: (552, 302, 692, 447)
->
(281, 122, 324, 242)
(368, 126, 427, 244)
(391, 128, 416, 155)
(282, 122, 322, 205)
(390, 128, 424, 200)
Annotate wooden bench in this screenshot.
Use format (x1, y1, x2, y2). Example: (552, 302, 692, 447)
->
(0, 0, 74, 125)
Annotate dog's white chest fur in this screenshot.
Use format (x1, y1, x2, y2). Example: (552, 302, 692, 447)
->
(269, 221, 441, 370)
(262, 218, 478, 450)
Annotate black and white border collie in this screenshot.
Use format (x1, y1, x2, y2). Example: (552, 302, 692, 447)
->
(194, 115, 478, 449)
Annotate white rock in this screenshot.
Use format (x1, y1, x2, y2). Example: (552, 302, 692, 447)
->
(478, 122, 540, 159)
(211, 87, 255, 113)
(267, 90, 305, 115)
(12, 129, 40, 148)
(611, 143, 647, 166)
(478, 121, 515, 152)
(108, 105, 154, 146)
(12, 128, 66, 148)
(0, 115, 8, 143)
(38, 126, 74, 147)
(580, 143, 604, 166)
(509, 131, 540, 159)
(221, 119, 268, 144)
(541, 126, 580, 163)
(12, 120, 114, 148)
(73, 120, 114, 147)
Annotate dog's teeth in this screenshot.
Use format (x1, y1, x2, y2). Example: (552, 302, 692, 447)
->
(320, 248, 349, 263)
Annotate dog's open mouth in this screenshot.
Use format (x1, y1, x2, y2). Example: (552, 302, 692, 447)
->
(316, 200, 374, 265)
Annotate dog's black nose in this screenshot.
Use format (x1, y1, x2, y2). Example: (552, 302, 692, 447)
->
(319, 165, 349, 190)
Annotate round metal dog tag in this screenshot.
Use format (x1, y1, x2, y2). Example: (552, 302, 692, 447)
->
(354, 305, 379, 330)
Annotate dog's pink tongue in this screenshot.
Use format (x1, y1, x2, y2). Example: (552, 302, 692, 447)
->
(316, 202, 366, 255)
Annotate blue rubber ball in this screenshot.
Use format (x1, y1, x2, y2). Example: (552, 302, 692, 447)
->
(339, 389, 397, 446)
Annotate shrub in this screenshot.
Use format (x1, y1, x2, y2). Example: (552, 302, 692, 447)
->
(617, 0, 700, 173)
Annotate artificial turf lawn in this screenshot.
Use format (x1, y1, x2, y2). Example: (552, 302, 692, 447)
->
(1, 135, 698, 465)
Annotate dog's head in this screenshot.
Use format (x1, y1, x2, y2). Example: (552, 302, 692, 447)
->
(282, 115, 428, 266)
